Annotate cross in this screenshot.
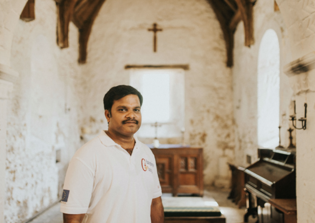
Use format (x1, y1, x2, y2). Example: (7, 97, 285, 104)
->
(148, 23, 163, 52)
(151, 122, 162, 139)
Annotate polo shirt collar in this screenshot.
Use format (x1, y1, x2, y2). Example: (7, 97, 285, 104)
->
(98, 130, 139, 148)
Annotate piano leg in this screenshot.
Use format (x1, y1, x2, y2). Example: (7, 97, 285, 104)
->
(244, 189, 258, 223)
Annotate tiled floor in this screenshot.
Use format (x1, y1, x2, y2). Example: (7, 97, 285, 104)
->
(28, 188, 257, 223)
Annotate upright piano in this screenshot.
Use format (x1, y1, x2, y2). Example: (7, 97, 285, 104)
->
(244, 149, 296, 223)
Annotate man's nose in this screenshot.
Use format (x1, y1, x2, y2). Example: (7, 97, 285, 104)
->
(126, 110, 136, 119)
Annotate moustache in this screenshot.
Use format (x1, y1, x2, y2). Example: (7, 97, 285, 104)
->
(122, 119, 139, 125)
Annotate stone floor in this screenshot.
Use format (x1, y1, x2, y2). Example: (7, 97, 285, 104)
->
(28, 188, 257, 223)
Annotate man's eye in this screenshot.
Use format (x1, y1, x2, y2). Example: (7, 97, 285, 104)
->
(134, 109, 140, 112)
(118, 108, 127, 111)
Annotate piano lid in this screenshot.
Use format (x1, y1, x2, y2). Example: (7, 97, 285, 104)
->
(245, 161, 293, 184)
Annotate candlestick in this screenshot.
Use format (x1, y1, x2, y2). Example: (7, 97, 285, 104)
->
(276, 126, 284, 149)
(287, 128, 296, 150)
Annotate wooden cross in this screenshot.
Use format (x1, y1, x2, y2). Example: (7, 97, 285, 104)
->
(148, 23, 163, 52)
(151, 122, 162, 139)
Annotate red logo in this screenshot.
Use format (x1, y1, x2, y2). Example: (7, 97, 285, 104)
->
(141, 158, 148, 171)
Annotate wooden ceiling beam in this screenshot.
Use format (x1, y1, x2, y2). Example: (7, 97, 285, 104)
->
(229, 10, 241, 31)
(56, 0, 78, 49)
(208, 0, 234, 67)
(224, 0, 237, 12)
(74, 0, 107, 63)
(234, 0, 254, 46)
(20, 0, 35, 22)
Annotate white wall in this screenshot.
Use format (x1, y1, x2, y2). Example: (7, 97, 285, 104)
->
(233, 0, 293, 166)
(4, 0, 82, 222)
(80, 0, 235, 187)
(276, 0, 315, 221)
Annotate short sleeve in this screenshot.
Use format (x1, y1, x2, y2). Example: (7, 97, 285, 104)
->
(60, 157, 94, 214)
(151, 156, 162, 199)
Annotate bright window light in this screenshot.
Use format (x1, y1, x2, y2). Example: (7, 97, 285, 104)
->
(257, 29, 280, 148)
(130, 68, 185, 138)
(141, 71, 170, 123)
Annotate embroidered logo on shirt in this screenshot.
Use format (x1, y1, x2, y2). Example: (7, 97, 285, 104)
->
(62, 190, 70, 202)
(141, 158, 148, 171)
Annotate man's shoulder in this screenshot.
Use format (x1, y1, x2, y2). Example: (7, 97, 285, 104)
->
(74, 134, 105, 158)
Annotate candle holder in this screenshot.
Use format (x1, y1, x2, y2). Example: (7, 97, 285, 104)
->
(290, 103, 307, 130)
(287, 128, 296, 150)
(275, 126, 284, 149)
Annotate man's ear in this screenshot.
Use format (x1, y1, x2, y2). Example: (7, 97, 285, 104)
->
(105, 110, 111, 123)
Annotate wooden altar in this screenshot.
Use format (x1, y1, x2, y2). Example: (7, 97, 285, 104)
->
(151, 146, 204, 196)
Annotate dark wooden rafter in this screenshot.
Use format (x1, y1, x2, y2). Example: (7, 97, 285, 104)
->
(234, 0, 254, 46)
(274, 0, 280, 12)
(224, 0, 237, 12)
(56, 0, 78, 48)
(229, 10, 241, 30)
(72, 0, 107, 64)
(207, 0, 255, 67)
(20, 0, 35, 22)
(207, 0, 235, 67)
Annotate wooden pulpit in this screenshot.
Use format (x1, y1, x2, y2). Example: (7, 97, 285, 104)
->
(151, 145, 204, 197)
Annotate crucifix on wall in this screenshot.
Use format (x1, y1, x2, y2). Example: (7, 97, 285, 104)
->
(148, 23, 163, 52)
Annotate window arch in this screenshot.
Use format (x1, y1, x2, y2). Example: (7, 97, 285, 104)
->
(257, 29, 280, 148)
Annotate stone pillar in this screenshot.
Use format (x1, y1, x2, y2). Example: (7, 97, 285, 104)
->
(285, 52, 315, 223)
(0, 64, 18, 223)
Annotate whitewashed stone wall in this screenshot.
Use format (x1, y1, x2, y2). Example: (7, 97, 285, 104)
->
(81, 0, 235, 187)
(0, 0, 27, 66)
(277, 0, 315, 61)
(233, 0, 293, 166)
(4, 0, 82, 222)
(276, 0, 315, 222)
(0, 77, 15, 223)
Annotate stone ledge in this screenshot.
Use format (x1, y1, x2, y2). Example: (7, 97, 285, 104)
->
(285, 52, 315, 94)
(0, 63, 18, 84)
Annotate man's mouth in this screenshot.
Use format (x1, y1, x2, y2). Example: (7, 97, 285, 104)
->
(122, 120, 139, 125)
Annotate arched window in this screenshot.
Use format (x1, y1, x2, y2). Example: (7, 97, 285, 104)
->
(257, 29, 280, 148)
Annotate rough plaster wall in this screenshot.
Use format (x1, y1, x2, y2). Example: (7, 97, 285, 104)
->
(276, 0, 315, 222)
(5, 0, 82, 222)
(232, 0, 293, 167)
(277, 0, 315, 61)
(0, 0, 27, 66)
(81, 0, 235, 187)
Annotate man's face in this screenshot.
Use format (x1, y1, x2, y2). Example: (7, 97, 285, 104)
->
(105, 94, 142, 137)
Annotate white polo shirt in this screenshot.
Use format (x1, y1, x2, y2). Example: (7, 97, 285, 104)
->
(60, 131, 162, 223)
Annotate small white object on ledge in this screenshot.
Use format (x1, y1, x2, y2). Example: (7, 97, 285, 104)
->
(153, 139, 160, 148)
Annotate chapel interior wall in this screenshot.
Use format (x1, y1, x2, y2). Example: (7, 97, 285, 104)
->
(1, 0, 314, 222)
(3, 0, 83, 222)
(232, 0, 293, 167)
(80, 0, 235, 188)
(276, 0, 315, 221)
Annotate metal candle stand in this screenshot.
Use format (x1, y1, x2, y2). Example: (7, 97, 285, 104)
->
(289, 102, 307, 130)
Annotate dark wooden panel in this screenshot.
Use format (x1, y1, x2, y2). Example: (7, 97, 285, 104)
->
(165, 216, 226, 223)
(156, 156, 172, 189)
(179, 173, 197, 185)
(152, 147, 203, 196)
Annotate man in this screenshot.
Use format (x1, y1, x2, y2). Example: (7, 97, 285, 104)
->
(60, 85, 164, 223)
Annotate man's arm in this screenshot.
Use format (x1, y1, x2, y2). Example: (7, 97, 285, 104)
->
(63, 213, 85, 223)
(151, 197, 164, 223)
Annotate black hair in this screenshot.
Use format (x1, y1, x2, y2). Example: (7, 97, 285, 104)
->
(103, 85, 143, 114)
